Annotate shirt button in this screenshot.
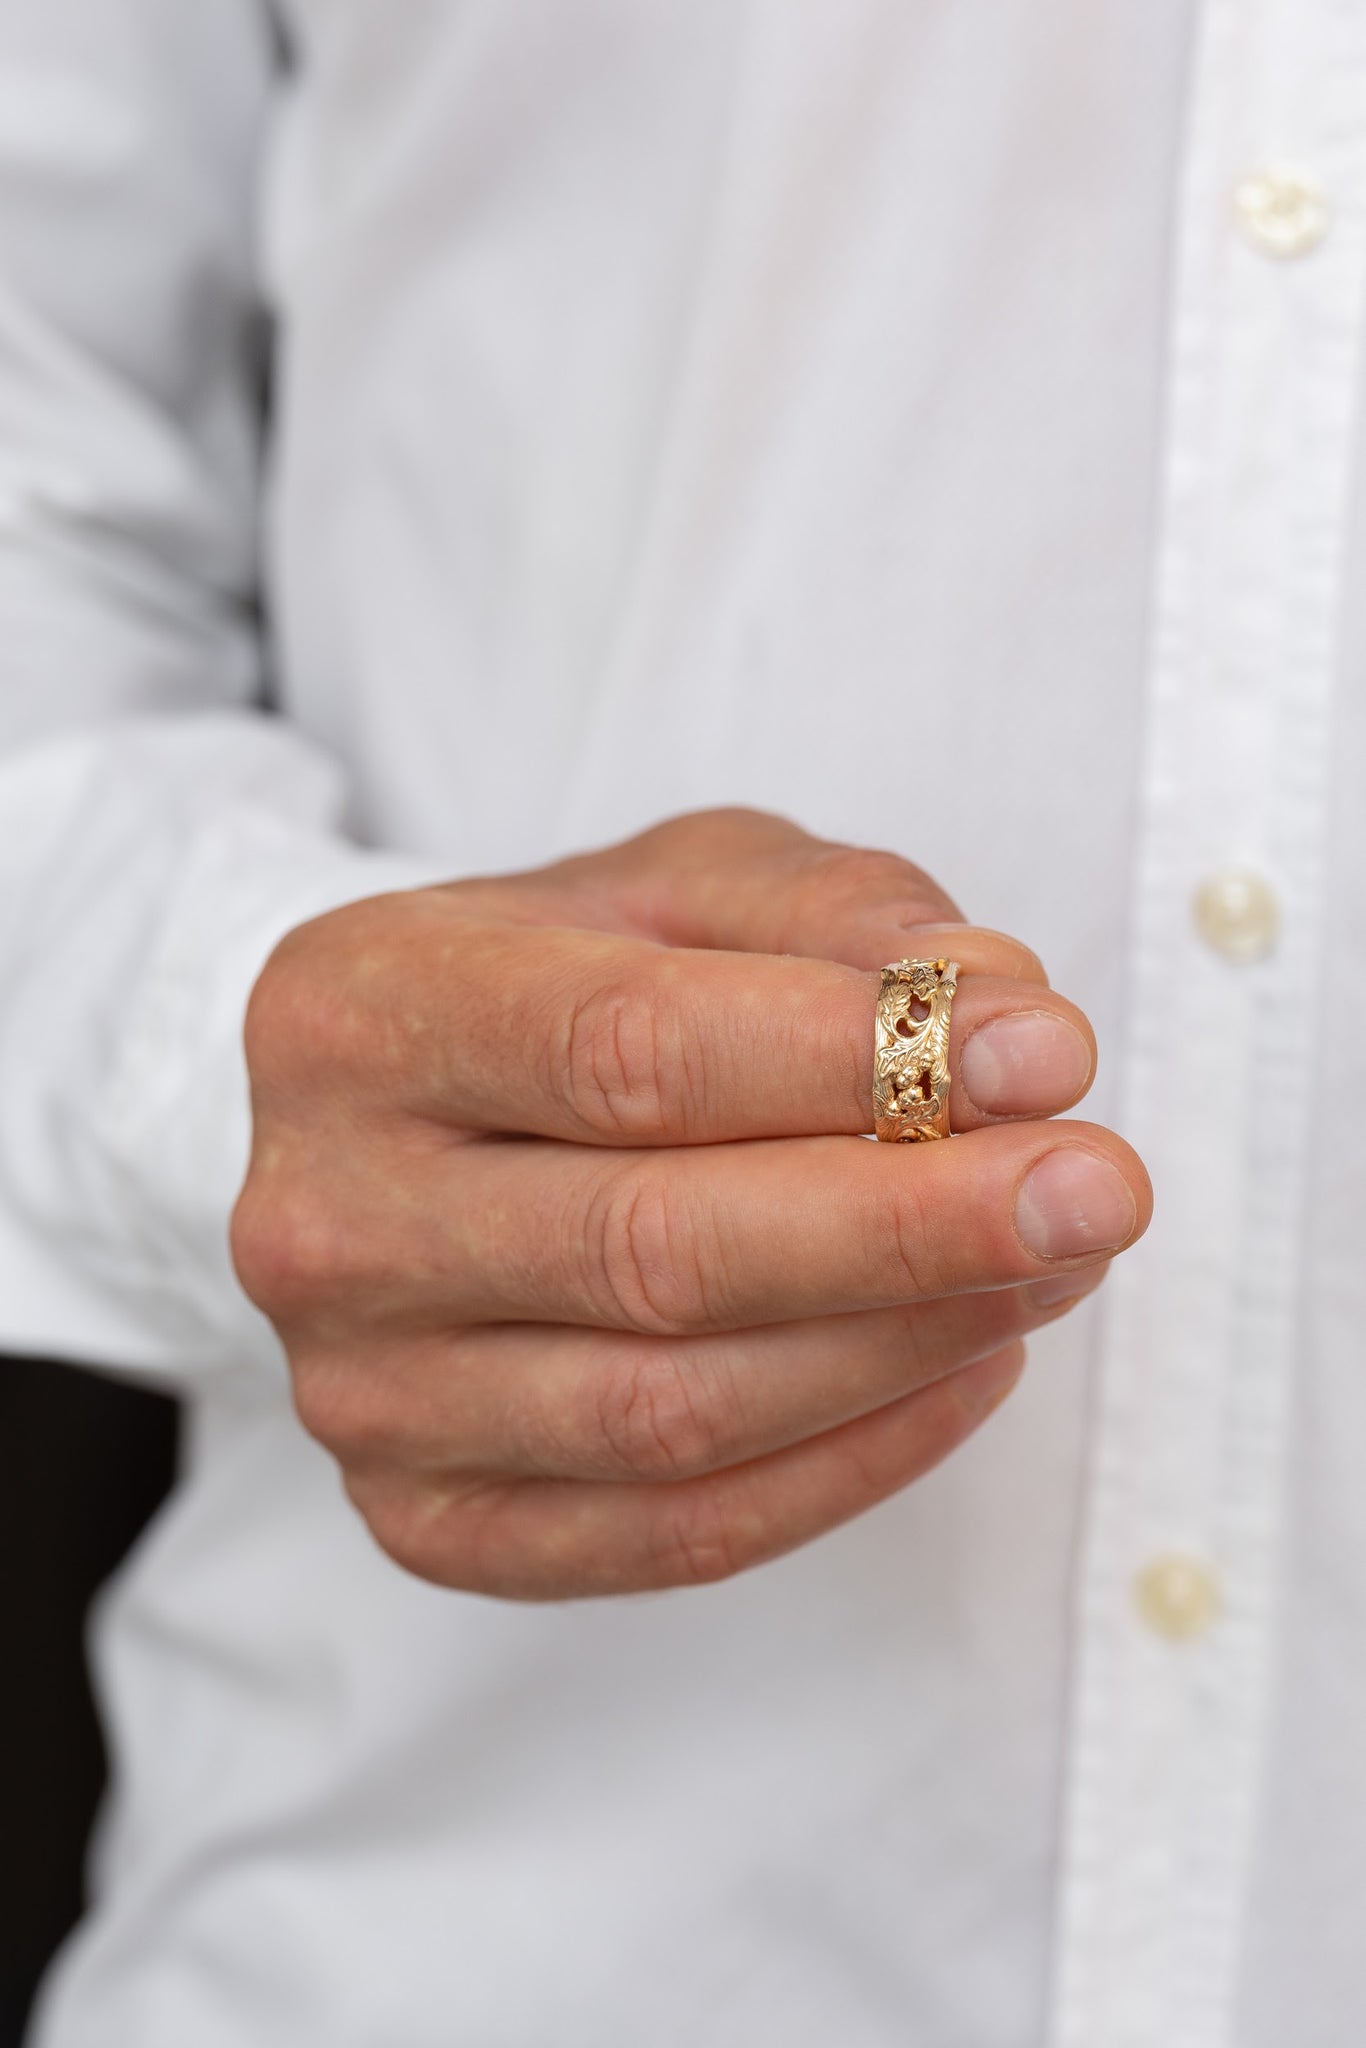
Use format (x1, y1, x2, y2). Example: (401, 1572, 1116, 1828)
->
(1133, 1554, 1222, 1641)
(1234, 165, 1329, 258)
(1191, 869, 1280, 962)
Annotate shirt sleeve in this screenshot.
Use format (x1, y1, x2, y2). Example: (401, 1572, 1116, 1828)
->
(0, 0, 440, 1385)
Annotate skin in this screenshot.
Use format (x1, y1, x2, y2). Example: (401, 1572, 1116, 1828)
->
(232, 808, 1152, 1599)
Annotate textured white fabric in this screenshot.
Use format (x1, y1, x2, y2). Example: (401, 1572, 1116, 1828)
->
(2, 2, 1362, 2042)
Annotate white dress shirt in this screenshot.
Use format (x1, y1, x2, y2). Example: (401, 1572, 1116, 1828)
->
(3, 2, 1364, 2042)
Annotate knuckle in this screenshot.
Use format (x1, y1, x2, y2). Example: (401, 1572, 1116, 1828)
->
(648, 805, 790, 854)
(230, 1172, 349, 1320)
(289, 1351, 351, 1452)
(582, 1165, 716, 1336)
(809, 843, 940, 914)
(887, 1178, 956, 1300)
(350, 1479, 453, 1588)
(652, 1489, 756, 1588)
(243, 927, 340, 1091)
(290, 1350, 391, 1465)
(558, 975, 672, 1141)
(351, 1477, 555, 1602)
(244, 900, 401, 1095)
(228, 1181, 273, 1306)
(592, 1346, 727, 1481)
(557, 970, 659, 1138)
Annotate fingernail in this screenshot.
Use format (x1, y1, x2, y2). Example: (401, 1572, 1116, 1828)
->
(960, 1012, 1093, 1116)
(1027, 1260, 1111, 1309)
(1015, 1151, 1137, 1261)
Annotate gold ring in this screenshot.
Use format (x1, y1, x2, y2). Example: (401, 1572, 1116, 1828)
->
(873, 957, 959, 1142)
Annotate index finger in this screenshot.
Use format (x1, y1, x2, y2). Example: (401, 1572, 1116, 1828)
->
(395, 916, 1095, 1144)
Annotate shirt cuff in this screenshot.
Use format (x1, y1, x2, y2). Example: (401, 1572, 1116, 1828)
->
(2, 804, 448, 1386)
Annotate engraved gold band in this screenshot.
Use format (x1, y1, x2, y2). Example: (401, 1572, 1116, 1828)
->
(873, 957, 959, 1142)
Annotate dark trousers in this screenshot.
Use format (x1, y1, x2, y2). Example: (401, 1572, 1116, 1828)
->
(0, 1359, 176, 2046)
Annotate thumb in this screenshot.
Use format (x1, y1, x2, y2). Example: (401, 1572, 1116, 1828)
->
(466, 807, 1046, 983)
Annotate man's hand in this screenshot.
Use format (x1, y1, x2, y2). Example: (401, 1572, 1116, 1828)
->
(232, 810, 1150, 1598)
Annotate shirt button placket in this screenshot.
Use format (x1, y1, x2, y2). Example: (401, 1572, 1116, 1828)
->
(1047, 3, 1366, 2043)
